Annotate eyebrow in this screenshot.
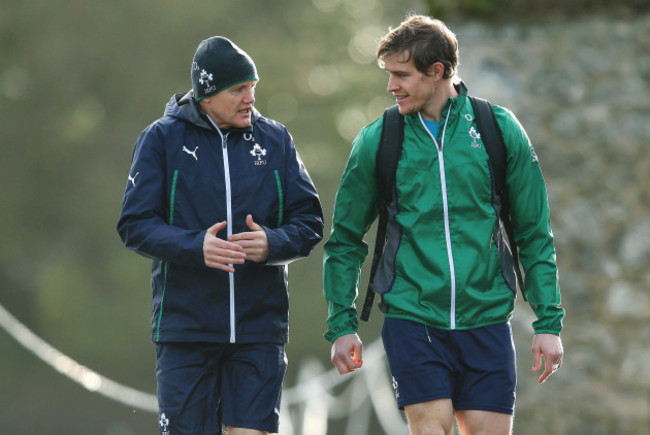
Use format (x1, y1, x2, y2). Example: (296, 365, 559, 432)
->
(385, 68, 410, 75)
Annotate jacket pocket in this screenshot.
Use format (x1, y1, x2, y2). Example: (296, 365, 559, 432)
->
(168, 170, 179, 224)
(273, 169, 283, 227)
(230, 166, 283, 230)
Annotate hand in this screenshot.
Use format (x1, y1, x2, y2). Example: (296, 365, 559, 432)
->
(532, 333, 564, 384)
(331, 333, 364, 375)
(228, 215, 269, 263)
(203, 221, 246, 273)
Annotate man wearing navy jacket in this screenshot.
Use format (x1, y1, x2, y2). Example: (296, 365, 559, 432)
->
(117, 36, 324, 435)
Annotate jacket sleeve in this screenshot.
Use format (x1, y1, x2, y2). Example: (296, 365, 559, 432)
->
(497, 107, 565, 335)
(263, 129, 324, 266)
(116, 124, 206, 267)
(323, 124, 380, 343)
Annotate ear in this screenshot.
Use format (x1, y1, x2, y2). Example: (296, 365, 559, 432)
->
(198, 97, 210, 112)
(428, 62, 445, 80)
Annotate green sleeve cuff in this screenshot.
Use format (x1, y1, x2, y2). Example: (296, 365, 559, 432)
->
(324, 304, 358, 343)
(531, 305, 564, 336)
(323, 329, 359, 344)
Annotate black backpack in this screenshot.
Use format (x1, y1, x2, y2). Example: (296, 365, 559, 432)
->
(360, 97, 526, 322)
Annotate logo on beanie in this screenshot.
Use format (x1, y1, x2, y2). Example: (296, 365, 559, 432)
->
(199, 69, 216, 95)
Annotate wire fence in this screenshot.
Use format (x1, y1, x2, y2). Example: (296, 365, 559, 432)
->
(0, 301, 406, 434)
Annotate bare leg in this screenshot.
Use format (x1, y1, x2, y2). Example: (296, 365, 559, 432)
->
(404, 398, 454, 435)
(455, 410, 512, 435)
(227, 427, 267, 435)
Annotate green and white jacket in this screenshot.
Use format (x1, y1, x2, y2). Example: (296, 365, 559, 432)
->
(323, 84, 564, 342)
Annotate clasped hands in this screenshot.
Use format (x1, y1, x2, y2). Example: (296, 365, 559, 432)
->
(203, 214, 269, 272)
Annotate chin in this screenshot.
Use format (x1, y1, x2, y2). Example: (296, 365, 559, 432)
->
(234, 118, 252, 128)
(398, 105, 415, 116)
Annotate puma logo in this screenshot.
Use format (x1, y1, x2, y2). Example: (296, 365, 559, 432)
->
(182, 145, 199, 160)
(128, 172, 139, 187)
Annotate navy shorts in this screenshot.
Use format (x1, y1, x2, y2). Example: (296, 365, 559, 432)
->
(155, 342, 287, 434)
(382, 317, 516, 415)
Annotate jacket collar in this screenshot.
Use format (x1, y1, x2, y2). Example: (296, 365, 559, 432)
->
(445, 80, 469, 117)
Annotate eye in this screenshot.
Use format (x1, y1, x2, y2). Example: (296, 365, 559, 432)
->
(231, 86, 245, 95)
(231, 83, 255, 95)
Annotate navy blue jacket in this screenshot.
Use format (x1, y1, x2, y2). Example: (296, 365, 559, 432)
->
(117, 91, 324, 344)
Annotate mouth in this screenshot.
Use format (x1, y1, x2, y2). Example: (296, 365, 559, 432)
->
(394, 95, 407, 104)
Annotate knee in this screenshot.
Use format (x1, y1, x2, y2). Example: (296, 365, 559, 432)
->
(405, 399, 454, 435)
(408, 424, 452, 435)
(407, 415, 453, 435)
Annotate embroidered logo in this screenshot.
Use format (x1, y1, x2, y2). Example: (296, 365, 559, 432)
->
(159, 413, 170, 435)
(128, 172, 139, 187)
(391, 376, 400, 399)
(198, 68, 216, 95)
(182, 145, 199, 161)
(531, 147, 539, 163)
(250, 143, 267, 166)
(199, 69, 213, 86)
(469, 126, 482, 148)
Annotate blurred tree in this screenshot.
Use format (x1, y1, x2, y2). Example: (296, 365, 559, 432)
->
(421, 0, 650, 20)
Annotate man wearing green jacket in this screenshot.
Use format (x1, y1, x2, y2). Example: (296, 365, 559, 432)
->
(323, 14, 564, 434)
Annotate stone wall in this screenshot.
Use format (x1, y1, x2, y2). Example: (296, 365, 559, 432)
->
(456, 14, 649, 434)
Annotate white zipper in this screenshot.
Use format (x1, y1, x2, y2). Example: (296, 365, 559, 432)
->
(222, 134, 236, 343)
(419, 107, 457, 329)
(207, 117, 236, 343)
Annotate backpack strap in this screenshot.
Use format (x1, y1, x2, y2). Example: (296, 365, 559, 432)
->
(470, 97, 507, 196)
(360, 105, 404, 322)
(469, 96, 526, 300)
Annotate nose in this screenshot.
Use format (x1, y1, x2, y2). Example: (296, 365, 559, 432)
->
(244, 89, 255, 104)
(387, 75, 398, 93)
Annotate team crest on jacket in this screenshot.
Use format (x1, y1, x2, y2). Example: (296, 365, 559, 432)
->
(469, 126, 482, 148)
(250, 143, 267, 165)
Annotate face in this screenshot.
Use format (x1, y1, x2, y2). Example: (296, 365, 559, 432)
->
(383, 52, 438, 117)
(200, 80, 257, 129)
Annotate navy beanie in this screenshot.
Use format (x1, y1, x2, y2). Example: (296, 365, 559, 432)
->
(191, 36, 258, 101)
